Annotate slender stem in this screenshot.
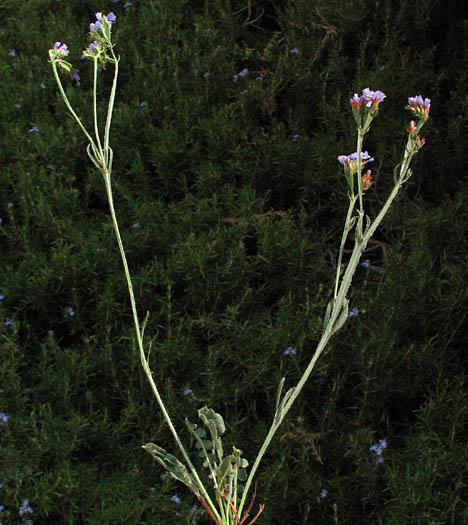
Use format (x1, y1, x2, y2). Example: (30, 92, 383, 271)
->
(238, 128, 419, 518)
(51, 61, 96, 149)
(356, 131, 364, 216)
(51, 47, 221, 521)
(334, 195, 357, 299)
(104, 47, 119, 162)
(93, 59, 104, 162)
(101, 170, 221, 520)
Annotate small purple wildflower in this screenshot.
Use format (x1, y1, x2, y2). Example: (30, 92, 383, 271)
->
(0, 413, 9, 423)
(123, 1, 132, 7)
(203, 71, 210, 78)
(28, 126, 39, 133)
(370, 438, 387, 463)
(284, 346, 296, 355)
(348, 307, 359, 318)
(0, 294, 4, 300)
(4, 319, 14, 326)
(406, 95, 431, 120)
(89, 40, 99, 53)
(69, 69, 81, 86)
(90, 12, 116, 31)
(361, 259, 370, 268)
(132, 222, 141, 228)
(139, 101, 147, 107)
(290, 48, 299, 54)
(14, 103, 22, 108)
(40, 83, 46, 89)
(338, 151, 374, 176)
(171, 494, 181, 504)
(320, 489, 328, 499)
(8, 50, 16, 56)
(183, 387, 191, 396)
(350, 88, 386, 110)
(67, 307, 75, 317)
(18, 499, 34, 517)
(54, 41, 69, 56)
(233, 68, 248, 82)
(291, 134, 300, 142)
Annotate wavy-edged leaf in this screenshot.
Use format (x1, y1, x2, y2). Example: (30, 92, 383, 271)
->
(142, 443, 200, 496)
(198, 406, 225, 462)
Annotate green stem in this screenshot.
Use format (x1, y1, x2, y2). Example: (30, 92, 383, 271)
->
(334, 195, 357, 299)
(104, 47, 119, 164)
(238, 128, 419, 518)
(51, 61, 96, 150)
(93, 59, 104, 163)
(101, 169, 220, 520)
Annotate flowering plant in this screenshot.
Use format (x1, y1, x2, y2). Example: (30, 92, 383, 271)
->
(48, 13, 430, 523)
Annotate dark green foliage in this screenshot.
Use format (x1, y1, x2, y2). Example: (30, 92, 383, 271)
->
(1, 0, 468, 523)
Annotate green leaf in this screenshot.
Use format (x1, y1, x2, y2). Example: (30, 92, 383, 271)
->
(142, 443, 200, 496)
(198, 406, 225, 462)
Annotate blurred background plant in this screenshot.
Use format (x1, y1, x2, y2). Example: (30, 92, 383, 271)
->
(1, 0, 468, 523)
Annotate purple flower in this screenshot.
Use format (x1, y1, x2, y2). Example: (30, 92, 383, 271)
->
(18, 499, 34, 517)
(106, 11, 117, 23)
(40, 83, 46, 89)
(4, 319, 15, 325)
(370, 438, 387, 463)
(171, 494, 181, 504)
(406, 95, 431, 119)
(348, 307, 359, 317)
(123, 1, 132, 7)
(338, 151, 374, 176)
(69, 69, 80, 86)
(14, 103, 22, 108)
(290, 48, 299, 54)
(28, 126, 39, 133)
(284, 346, 296, 355)
(361, 259, 370, 268)
(183, 387, 191, 395)
(67, 307, 75, 317)
(90, 12, 116, 31)
(0, 412, 8, 423)
(203, 71, 210, 78)
(54, 41, 69, 56)
(320, 489, 328, 498)
(361, 88, 386, 107)
(350, 88, 386, 111)
(233, 68, 248, 82)
(89, 40, 99, 53)
(8, 50, 16, 56)
(132, 221, 141, 227)
(291, 134, 300, 142)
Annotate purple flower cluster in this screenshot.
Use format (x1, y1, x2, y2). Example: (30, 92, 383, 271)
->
(284, 346, 296, 355)
(18, 498, 34, 517)
(338, 151, 374, 176)
(406, 95, 431, 120)
(350, 88, 386, 110)
(54, 41, 69, 56)
(90, 12, 116, 32)
(369, 438, 387, 463)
